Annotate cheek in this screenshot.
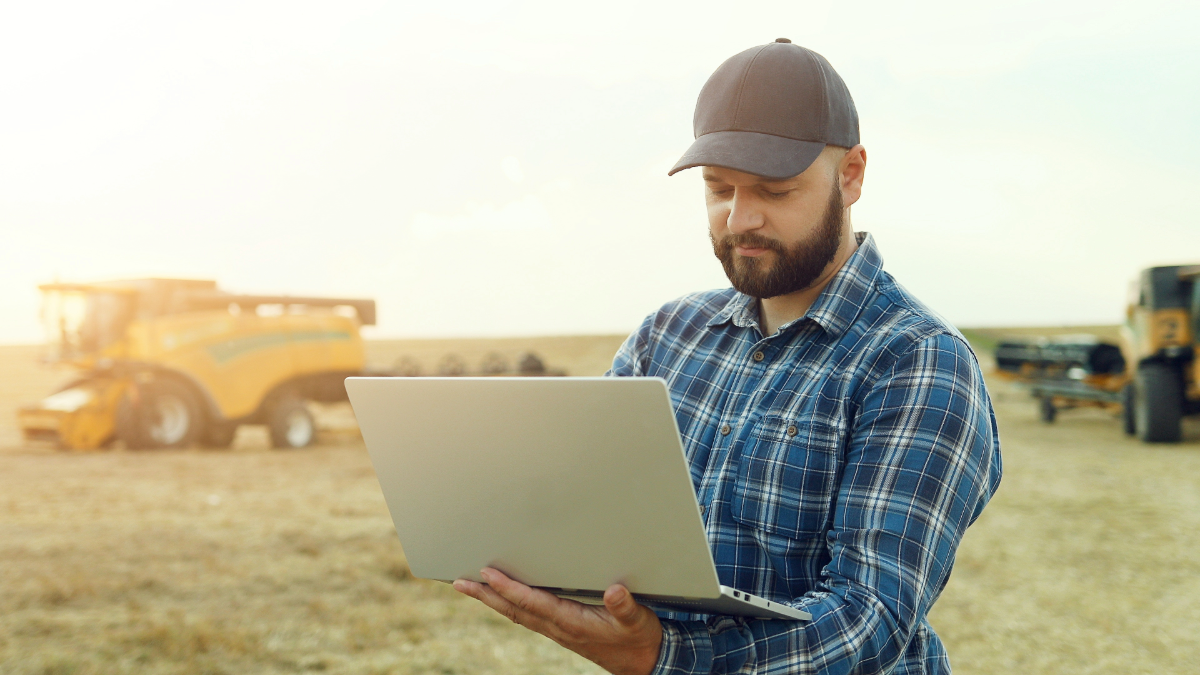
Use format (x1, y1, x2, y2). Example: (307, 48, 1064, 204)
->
(770, 201, 821, 241)
(707, 203, 731, 232)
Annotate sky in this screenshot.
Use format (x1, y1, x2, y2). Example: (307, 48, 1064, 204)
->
(1, 0, 1197, 343)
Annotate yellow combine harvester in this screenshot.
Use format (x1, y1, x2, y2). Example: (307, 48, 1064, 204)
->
(1120, 264, 1200, 442)
(18, 279, 374, 450)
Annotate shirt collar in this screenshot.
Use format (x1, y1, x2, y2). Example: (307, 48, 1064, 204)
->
(706, 231, 883, 338)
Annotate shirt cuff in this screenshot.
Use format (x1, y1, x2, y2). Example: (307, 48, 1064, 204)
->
(650, 619, 713, 675)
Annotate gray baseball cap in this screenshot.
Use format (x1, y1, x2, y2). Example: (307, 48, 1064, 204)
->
(669, 39, 859, 180)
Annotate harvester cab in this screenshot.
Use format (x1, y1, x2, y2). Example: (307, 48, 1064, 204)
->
(39, 282, 137, 364)
(1121, 264, 1200, 442)
(20, 279, 375, 451)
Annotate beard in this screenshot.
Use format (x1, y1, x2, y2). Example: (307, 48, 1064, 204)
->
(711, 180, 844, 299)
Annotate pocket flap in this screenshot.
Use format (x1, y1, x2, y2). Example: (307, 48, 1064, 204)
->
(731, 416, 842, 538)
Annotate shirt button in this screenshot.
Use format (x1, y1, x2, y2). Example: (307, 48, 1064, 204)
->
(699, 504, 707, 515)
(752, 351, 765, 362)
(786, 425, 798, 437)
(720, 424, 731, 436)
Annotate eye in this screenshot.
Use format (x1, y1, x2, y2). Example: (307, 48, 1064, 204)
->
(707, 186, 733, 197)
(765, 189, 790, 198)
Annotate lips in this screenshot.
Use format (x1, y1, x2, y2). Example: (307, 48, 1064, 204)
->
(735, 245, 771, 257)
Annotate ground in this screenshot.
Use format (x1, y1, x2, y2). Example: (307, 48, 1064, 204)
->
(1, 333, 1197, 674)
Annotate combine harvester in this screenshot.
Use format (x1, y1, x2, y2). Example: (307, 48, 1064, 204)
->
(18, 279, 567, 451)
(996, 263, 1200, 443)
(19, 279, 376, 450)
(1121, 264, 1200, 442)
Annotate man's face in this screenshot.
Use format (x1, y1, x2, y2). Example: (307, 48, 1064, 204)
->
(705, 158, 845, 299)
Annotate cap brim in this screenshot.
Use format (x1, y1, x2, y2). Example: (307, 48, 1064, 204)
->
(668, 130, 826, 180)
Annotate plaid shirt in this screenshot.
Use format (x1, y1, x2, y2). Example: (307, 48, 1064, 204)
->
(607, 232, 1002, 675)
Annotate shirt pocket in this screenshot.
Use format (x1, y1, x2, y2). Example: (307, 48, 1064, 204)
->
(731, 416, 842, 539)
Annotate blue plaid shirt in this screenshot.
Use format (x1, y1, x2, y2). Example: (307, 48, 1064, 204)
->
(607, 233, 1002, 675)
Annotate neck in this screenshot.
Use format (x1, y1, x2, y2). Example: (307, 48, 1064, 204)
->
(758, 227, 859, 336)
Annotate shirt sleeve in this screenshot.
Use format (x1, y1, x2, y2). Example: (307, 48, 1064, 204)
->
(606, 312, 655, 377)
(651, 332, 1003, 675)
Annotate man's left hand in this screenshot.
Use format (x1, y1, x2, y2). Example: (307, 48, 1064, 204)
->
(453, 567, 663, 675)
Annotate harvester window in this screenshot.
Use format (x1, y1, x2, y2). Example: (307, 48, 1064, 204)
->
(79, 293, 135, 353)
(1148, 266, 1190, 310)
(40, 289, 134, 359)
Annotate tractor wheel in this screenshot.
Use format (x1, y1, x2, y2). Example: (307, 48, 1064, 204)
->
(1121, 383, 1136, 436)
(1039, 397, 1057, 423)
(117, 379, 202, 449)
(268, 398, 316, 449)
(202, 421, 239, 449)
(1135, 363, 1183, 443)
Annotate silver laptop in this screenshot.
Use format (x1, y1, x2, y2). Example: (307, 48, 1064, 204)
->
(345, 376, 811, 621)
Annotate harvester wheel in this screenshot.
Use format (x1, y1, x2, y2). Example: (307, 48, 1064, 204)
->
(117, 379, 202, 449)
(1039, 397, 1057, 423)
(268, 398, 316, 449)
(1121, 383, 1136, 436)
(1135, 362, 1183, 443)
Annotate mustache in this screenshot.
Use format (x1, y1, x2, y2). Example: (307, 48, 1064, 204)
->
(713, 232, 786, 254)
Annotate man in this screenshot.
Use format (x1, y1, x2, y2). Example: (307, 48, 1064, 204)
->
(453, 39, 1003, 675)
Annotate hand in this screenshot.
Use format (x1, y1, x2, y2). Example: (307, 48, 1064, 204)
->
(453, 567, 663, 675)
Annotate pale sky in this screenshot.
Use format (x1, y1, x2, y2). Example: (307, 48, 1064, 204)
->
(1, 1, 1197, 343)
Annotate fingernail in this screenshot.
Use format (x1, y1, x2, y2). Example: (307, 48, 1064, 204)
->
(452, 580, 467, 592)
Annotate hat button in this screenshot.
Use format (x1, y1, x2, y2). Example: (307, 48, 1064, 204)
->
(775, 37, 791, 43)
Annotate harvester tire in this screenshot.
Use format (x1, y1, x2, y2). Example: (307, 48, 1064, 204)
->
(1121, 383, 1136, 436)
(117, 379, 202, 450)
(1039, 397, 1057, 423)
(268, 398, 316, 449)
(1135, 363, 1183, 443)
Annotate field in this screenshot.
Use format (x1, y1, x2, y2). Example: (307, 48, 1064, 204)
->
(1, 332, 1198, 674)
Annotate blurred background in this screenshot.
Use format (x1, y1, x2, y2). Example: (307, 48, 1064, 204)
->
(1, 1, 1197, 674)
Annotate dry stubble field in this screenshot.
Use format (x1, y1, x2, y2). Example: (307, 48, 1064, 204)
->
(1, 332, 1198, 674)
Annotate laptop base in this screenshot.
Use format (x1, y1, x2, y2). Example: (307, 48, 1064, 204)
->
(541, 585, 811, 621)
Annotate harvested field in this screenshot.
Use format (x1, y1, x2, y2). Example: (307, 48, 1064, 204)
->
(1, 332, 1198, 674)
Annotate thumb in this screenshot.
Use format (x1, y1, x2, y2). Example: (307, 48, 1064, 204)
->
(603, 585, 642, 625)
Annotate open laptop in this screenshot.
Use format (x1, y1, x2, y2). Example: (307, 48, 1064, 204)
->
(345, 376, 811, 621)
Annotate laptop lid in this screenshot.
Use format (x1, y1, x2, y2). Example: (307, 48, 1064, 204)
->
(345, 376, 723, 599)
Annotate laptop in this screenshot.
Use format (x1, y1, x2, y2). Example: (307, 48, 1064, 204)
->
(345, 376, 811, 621)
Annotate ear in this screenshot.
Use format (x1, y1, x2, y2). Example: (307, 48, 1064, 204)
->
(838, 144, 867, 207)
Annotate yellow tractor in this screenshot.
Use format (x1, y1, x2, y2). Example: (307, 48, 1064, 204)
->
(1120, 264, 1200, 442)
(18, 279, 375, 450)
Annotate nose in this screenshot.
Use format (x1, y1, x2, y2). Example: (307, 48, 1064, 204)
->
(726, 188, 765, 234)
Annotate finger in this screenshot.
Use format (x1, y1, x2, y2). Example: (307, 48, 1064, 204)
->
(452, 578, 482, 596)
(480, 568, 568, 619)
(456, 577, 552, 632)
(603, 584, 648, 627)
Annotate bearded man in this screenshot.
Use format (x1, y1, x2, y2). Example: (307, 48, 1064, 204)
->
(453, 39, 1003, 675)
